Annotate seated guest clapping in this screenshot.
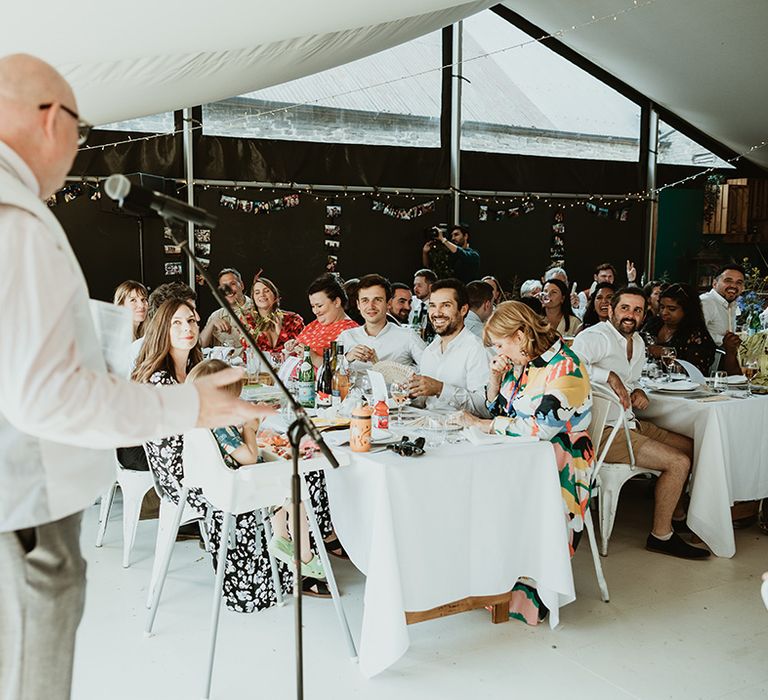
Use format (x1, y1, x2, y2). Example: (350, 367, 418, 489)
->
(541, 278, 580, 336)
(250, 276, 304, 354)
(577, 282, 616, 333)
(113, 280, 148, 340)
(200, 268, 258, 349)
(388, 282, 412, 324)
(338, 274, 425, 370)
(289, 274, 358, 366)
(462, 301, 594, 624)
(410, 279, 490, 415)
(464, 280, 494, 338)
(643, 283, 719, 376)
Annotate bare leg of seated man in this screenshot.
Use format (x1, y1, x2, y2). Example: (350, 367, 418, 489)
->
(603, 420, 709, 559)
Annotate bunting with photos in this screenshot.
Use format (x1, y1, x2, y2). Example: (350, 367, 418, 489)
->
(219, 193, 300, 215)
(549, 207, 566, 267)
(371, 199, 435, 220)
(324, 204, 342, 272)
(194, 227, 212, 285)
(478, 200, 535, 222)
(585, 201, 632, 222)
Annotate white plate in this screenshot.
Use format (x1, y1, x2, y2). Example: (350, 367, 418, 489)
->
(654, 380, 700, 392)
(421, 423, 463, 431)
(727, 375, 748, 385)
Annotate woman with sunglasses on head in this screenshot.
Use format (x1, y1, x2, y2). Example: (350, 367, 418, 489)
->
(250, 276, 304, 354)
(643, 283, 716, 375)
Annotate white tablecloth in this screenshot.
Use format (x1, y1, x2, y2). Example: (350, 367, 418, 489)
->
(324, 440, 575, 677)
(640, 393, 768, 557)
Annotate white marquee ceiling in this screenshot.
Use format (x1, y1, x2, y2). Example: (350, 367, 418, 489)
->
(500, 0, 768, 169)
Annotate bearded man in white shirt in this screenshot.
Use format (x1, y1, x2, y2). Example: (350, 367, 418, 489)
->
(0, 54, 270, 700)
(338, 274, 425, 371)
(700, 263, 745, 351)
(572, 287, 709, 560)
(409, 279, 490, 416)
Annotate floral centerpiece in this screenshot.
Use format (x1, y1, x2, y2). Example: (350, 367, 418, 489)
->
(737, 257, 768, 331)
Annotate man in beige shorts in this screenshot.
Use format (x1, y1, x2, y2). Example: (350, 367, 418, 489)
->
(572, 287, 709, 559)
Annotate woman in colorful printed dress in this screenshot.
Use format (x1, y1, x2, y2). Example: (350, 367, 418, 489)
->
(462, 301, 594, 625)
(250, 276, 305, 354)
(134, 300, 291, 611)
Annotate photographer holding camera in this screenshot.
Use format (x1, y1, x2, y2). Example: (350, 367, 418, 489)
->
(200, 267, 258, 348)
(422, 223, 481, 284)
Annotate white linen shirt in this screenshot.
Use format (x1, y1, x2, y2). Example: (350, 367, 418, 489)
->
(464, 310, 484, 339)
(0, 141, 199, 532)
(700, 288, 739, 345)
(571, 320, 646, 426)
(338, 322, 426, 373)
(418, 327, 490, 416)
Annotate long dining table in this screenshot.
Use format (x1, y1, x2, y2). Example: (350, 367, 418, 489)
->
(323, 435, 575, 677)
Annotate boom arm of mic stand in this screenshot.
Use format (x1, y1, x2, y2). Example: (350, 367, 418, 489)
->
(166, 226, 340, 471)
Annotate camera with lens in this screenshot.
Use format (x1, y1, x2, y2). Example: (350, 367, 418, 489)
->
(423, 223, 448, 242)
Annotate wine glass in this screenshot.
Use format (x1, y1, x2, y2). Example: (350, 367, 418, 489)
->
(358, 374, 373, 406)
(390, 382, 409, 425)
(711, 371, 727, 394)
(742, 358, 759, 397)
(660, 347, 677, 381)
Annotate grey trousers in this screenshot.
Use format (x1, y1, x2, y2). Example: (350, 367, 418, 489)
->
(0, 512, 86, 700)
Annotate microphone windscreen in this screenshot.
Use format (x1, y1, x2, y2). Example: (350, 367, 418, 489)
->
(104, 174, 131, 201)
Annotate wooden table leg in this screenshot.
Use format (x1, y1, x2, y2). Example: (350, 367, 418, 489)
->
(405, 590, 513, 625)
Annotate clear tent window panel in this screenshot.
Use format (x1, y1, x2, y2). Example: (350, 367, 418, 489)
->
(202, 32, 442, 148)
(98, 113, 175, 133)
(460, 12, 641, 161)
(658, 121, 734, 168)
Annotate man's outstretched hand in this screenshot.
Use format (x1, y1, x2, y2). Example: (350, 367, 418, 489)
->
(194, 367, 276, 429)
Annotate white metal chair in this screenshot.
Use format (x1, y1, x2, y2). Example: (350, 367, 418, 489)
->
(591, 386, 660, 556)
(145, 429, 357, 700)
(761, 574, 768, 611)
(95, 453, 155, 568)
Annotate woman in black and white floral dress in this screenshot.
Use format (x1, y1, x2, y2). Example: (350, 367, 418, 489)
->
(133, 298, 290, 612)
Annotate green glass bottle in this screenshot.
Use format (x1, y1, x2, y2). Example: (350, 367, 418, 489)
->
(297, 346, 316, 408)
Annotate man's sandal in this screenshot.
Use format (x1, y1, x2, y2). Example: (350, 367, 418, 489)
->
(302, 577, 331, 598)
(323, 535, 349, 560)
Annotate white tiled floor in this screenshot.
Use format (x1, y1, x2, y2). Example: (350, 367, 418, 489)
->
(73, 481, 768, 700)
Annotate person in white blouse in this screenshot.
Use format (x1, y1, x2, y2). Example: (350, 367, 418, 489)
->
(409, 279, 490, 416)
(541, 279, 581, 337)
(0, 54, 271, 700)
(700, 263, 745, 347)
(338, 274, 426, 371)
(572, 287, 708, 560)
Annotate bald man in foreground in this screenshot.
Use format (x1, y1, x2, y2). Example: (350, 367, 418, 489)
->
(0, 54, 271, 699)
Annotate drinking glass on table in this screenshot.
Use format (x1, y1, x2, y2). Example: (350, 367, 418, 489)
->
(711, 371, 727, 394)
(358, 374, 373, 406)
(742, 358, 759, 397)
(390, 381, 409, 425)
(660, 347, 677, 381)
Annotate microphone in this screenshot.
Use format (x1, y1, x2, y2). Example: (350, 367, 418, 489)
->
(104, 174, 218, 228)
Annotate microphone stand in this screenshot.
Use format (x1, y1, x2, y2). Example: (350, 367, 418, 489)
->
(162, 218, 339, 700)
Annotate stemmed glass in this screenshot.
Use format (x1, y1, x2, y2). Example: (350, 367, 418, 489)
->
(742, 358, 759, 397)
(660, 347, 677, 381)
(390, 381, 409, 425)
(358, 374, 373, 406)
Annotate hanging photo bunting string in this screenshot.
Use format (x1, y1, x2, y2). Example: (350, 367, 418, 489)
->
(584, 201, 631, 222)
(371, 199, 435, 220)
(219, 193, 300, 214)
(478, 201, 535, 222)
(549, 207, 566, 268)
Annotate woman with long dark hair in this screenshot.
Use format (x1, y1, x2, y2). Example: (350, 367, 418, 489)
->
(136, 299, 295, 610)
(541, 278, 580, 336)
(644, 283, 716, 375)
(578, 282, 616, 333)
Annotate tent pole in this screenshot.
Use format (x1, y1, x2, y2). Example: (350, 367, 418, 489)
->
(639, 103, 659, 279)
(450, 21, 463, 225)
(182, 107, 196, 289)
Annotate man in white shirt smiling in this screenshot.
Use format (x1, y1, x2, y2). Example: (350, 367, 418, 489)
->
(338, 274, 425, 370)
(572, 287, 709, 560)
(410, 279, 490, 416)
(700, 263, 745, 348)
